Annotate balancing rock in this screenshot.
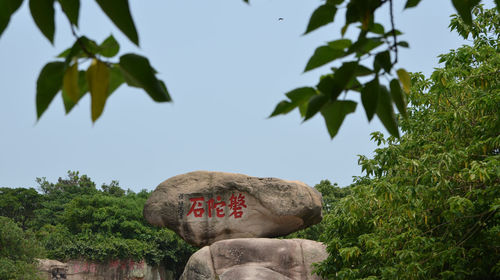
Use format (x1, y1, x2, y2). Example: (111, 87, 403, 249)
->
(143, 171, 323, 247)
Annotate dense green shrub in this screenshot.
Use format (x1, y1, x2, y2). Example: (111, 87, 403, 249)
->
(0, 216, 43, 280)
(316, 7, 500, 279)
(1, 171, 195, 278)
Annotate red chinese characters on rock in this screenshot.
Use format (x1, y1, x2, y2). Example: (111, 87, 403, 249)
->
(229, 193, 247, 218)
(186, 194, 247, 219)
(207, 196, 226, 218)
(186, 197, 205, 217)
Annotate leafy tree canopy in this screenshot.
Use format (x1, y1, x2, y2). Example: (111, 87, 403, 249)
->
(0, 171, 195, 279)
(33, 171, 99, 228)
(0, 216, 43, 280)
(315, 7, 499, 279)
(0, 187, 42, 230)
(286, 180, 351, 241)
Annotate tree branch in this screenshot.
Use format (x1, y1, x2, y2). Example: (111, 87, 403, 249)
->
(389, 0, 398, 65)
(70, 25, 95, 59)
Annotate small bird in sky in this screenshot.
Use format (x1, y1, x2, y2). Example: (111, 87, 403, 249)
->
(278, 17, 284, 21)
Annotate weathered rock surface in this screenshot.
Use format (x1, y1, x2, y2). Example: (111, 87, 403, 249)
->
(144, 171, 323, 247)
(179, 238, 327, 280)
(36, 259, 172, 280)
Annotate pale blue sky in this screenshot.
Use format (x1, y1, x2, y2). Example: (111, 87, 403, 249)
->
(0, 0, 486, 191)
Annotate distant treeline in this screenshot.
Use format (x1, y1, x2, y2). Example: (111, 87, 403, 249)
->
(0, 172, 348, 280)
(0, 171, 195, 279)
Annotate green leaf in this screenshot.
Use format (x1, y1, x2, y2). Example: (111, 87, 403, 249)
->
(158, 80, 169, 99)
(396, 68, 411, 93)
(57, 47, 72, 58)
(305, 46, 345, 72)
(86, 59, 110, 122)
(58, 0, 79, 26)
(341, 24, 349, 36)
(317, 75, 336, 97)
(320, 100, 357, 139)
(79, 36, 100, 54)
(404, 0, 422, 9)
(345, 1, 361, 24)
(61, 90, 75, 113)
(369, 23, 385, 34)
(269, 101, 296, 117)
(62, 62, 79, 103)
(389, 78, 407, 117)
(373, 51, 392, 73)
(345, 0, 381, 28)
(304, 4, 337, 34)
(376, 85, 399, 137)
(286, 87, 317, 104)
(298, 102, 308, 117)
(120, 67, 140, 88)
(77, 70, 88, 94)
(61, 41, 81, 64)
(397, 41, 409, 48)
(99, 35, 120, 58)
(328, 39, 352, 50)
(119, 53, 171, 102)
(361, 78, 379, 121)
(270, 87, 316, 118)
(346, 77, 361, 91)
(384, 29, 403, 37)
(29, 0, 55, 43)
(62, 37, 100, 62)
(95, 0, 139, 45)
(36, 62, 66, 119)
(108, 65, 124, 97)
(61, 70, 87, 114)
(451, 0, 480, 25)
(355, 65, 373, 77)
(0, 0, 24, 38)
(304, 93, 328, 121)
(348, 37, 383, 56)
(318, 61, 358, 98)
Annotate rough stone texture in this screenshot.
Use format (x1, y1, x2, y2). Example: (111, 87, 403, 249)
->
(179, 238, 328, 280)
(177, 247, 215, 280)
(37, 259, 67, 279)
(36, 259, 173, 280)
(144, 171, 323, 247)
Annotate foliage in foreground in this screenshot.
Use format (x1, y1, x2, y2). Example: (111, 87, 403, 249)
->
(270, 0, 499, 139)
(1, 0, 498, 139)
(316, 7, 500, 279)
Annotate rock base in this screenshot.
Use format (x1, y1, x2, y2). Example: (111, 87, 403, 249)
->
(180, 238, 327, 280)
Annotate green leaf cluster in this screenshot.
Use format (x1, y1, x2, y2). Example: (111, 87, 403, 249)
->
(0, 0, 171, 122)
(270, 0, 499, 139)
(1, 0, 499, 127)
(36, 33, 171, 122)
(315, 8, 500, 279)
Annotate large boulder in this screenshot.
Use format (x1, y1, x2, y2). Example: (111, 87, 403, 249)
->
(179, 238, 327, 280)
(144, 171, 322, 247)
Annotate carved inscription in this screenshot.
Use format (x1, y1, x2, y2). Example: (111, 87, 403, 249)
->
(186, 193, 247, 219)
